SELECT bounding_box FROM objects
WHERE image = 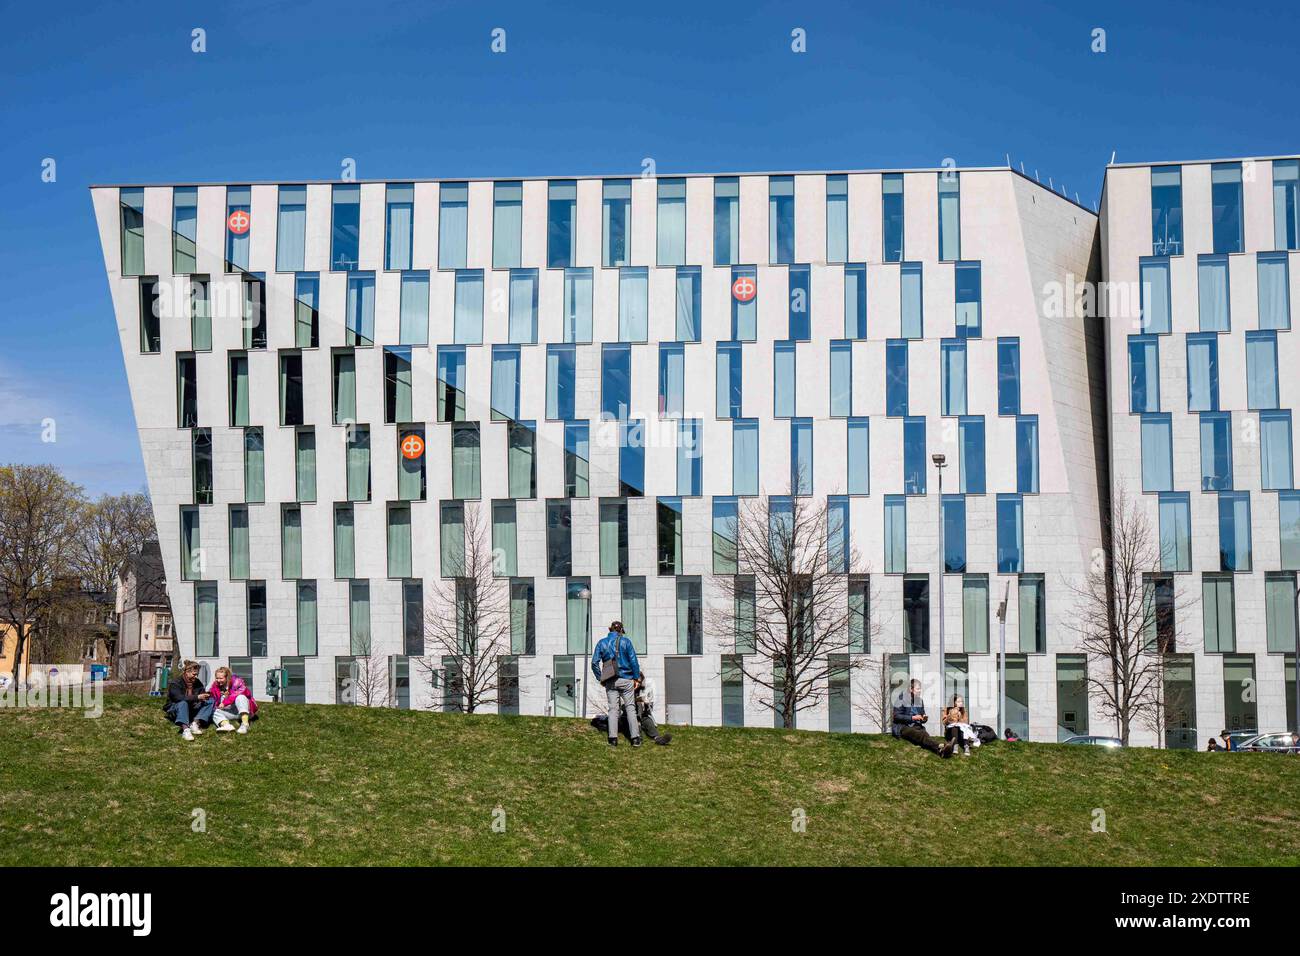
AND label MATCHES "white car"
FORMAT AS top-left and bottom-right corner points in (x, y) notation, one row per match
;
(1063, 735), (1124, 748)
